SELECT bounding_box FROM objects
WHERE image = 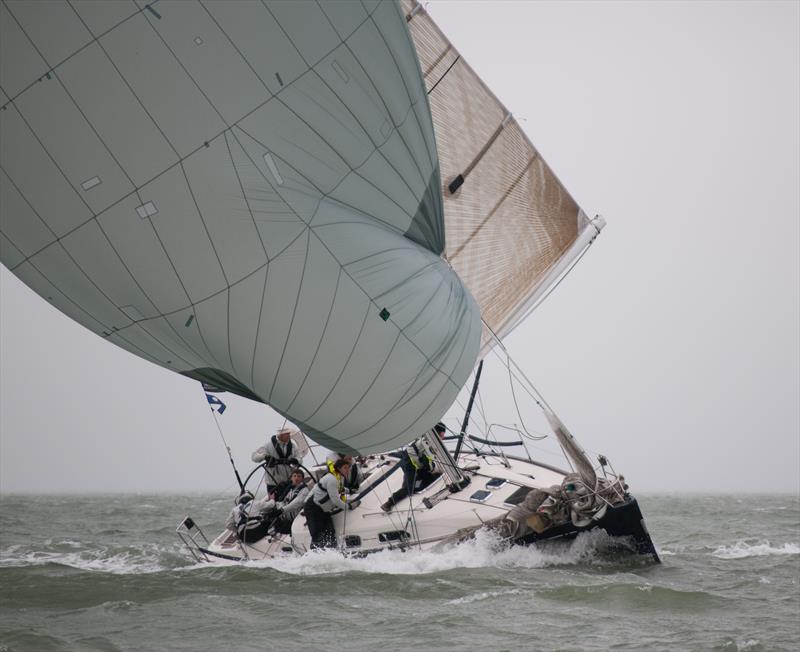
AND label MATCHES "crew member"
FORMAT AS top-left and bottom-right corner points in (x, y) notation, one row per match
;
(271, 468), (310, 534)
(381, 422), (446, 512)
(225, 491), (275, 543)
(325, 452), (363, 491)
(251, 427), (299, 492)
(304, 458), (361, 549)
